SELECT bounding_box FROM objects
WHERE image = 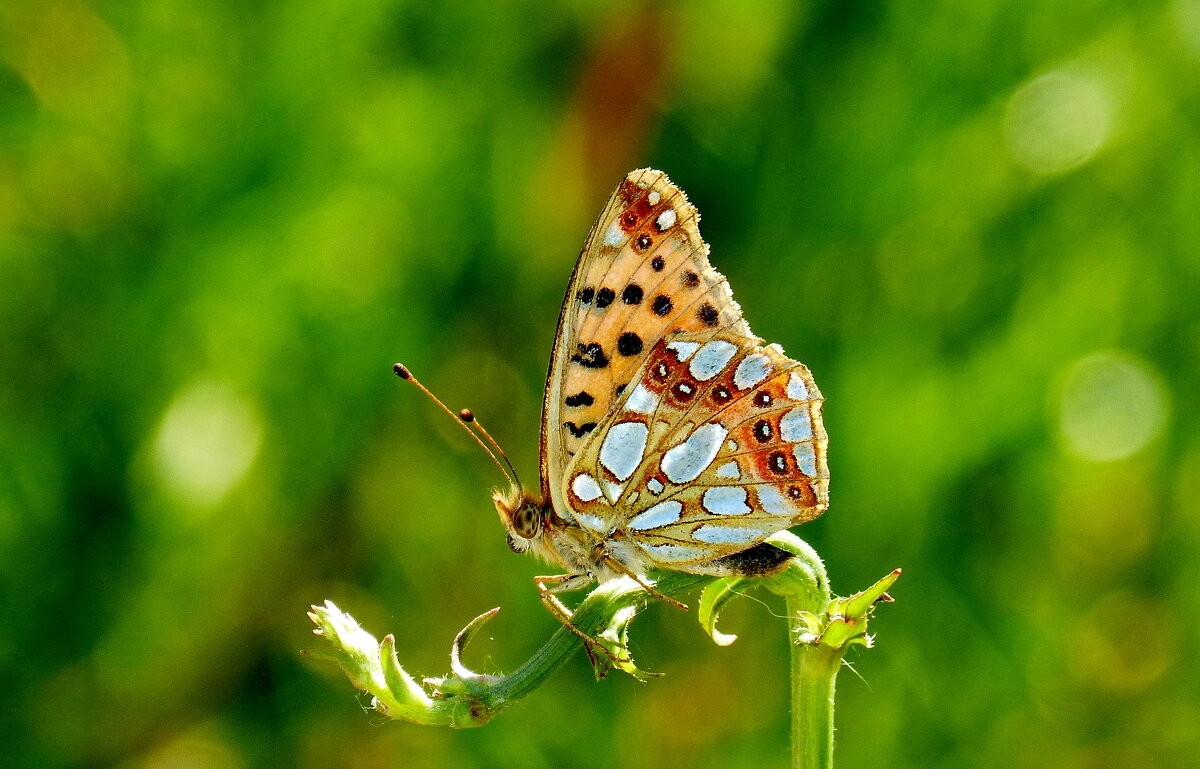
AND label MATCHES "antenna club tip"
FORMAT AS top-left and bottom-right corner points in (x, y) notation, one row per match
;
(392, 363), (411, 380)
(459, 409), (475, 423)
